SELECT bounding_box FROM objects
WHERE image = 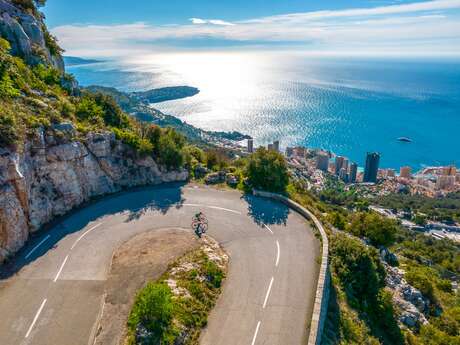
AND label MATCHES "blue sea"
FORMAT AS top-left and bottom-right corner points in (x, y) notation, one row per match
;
(67, 52), (460, 170)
